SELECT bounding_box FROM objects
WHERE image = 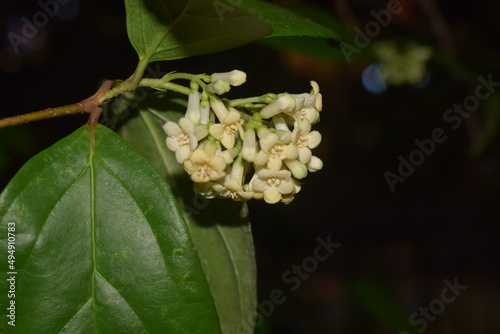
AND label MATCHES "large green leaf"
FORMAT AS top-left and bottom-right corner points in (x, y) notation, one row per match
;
(237, 0), (339, 40)
(117, 93), (257, 334)
(0, 125), (221, 333)
(124, 0), (341, 63)
(124, 0), (272, 62)
(257, 4), (355, 60)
